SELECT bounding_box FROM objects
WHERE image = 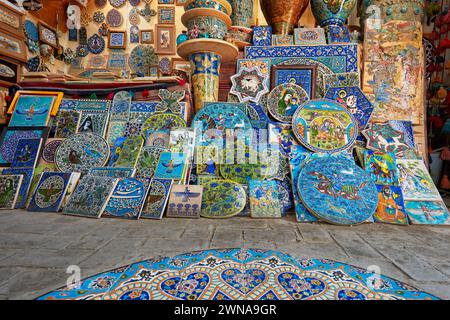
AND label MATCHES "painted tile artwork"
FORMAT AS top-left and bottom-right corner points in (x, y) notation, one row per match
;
(0, 128), (47, 166)
(267, 83), (309, 123)
(326, 25), (351, 43)
(268, 123), (298, 158)
(294, 28), (326, 45)
(405, 201), (450, 225)
(154, 152), (187, 181)
(63, 176), (118, 218)
(9, 95), (53, 127)
(363, 123), (413, 158)
(396, 160), (442, 201)
(271, 65), (316, 97)
(55, 110), (80, 138)
(196, 146), (220, 176)
(38, 249), (440, 300)
(135, 146), (168, 178)
(77, 112), (109, 137)
(88, 167), (135, 178)
(101, 178), (151, 219)
(112, 135), (144, 168)
(249, 180), (282, 219)
(375, 185), (408, 225)
(252, 26), (272, 46)
(28, 172), (73, 212)
(140, 178), (173, 220)
(166, 185), (203, 218)
(323, 72), (360, 92)
(297, 157), (378, 225)
(39, 138), (63, 166)
(146, 131), (170, 149)
(292, 99), (358, 153)
(169, 128), (197, 159)
(2, 167), (33, 209)
(55, 133), (110, 174)
(0, 175), (23, 210)
(364, 151), (399, 186)
(11, 138), (42, 168)
(324, 86), (374, 130)
(201, 180), (247, 218)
